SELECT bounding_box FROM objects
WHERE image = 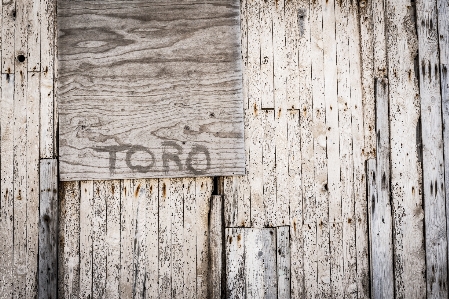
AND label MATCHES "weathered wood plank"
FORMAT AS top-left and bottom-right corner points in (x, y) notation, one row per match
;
(27, 0), (40, 72)
(196, 177), (212, 298)
(437, 2), (449, 293)
(288, 109), (304, 298)
(57, 0), (244, 180)
(105, 180), (121, 298)
(1, 0), (15, 73)
(209, 195), (223, 299)
(79, 181), (93, 299)
(145, 179), (159, 299)
(245, 228), (277, 299)
(225, 228), (245, 298)
(58, 181), (81, 298)
(38, 159), (58, 299)
(416, 0), (448, 297)
(385, 0), (426, 297)
(260, 0), (274, 109)
(158, 178), (171, 298)
(171, 178), (185, 298)
(92, 181), (107, 298)
(371, 79), (395, 299)
(182, 178), (197, 298)
(120, 179), (138, 298)
(348, 2), (370, 297)
(277, 226), (291, 299)
(0, 74), (15, 299)
(40, 0), (55, 158)
(133, 178), (148, 298)
(262, 109), (275, 226)
(26, 70), (40, 299)
(303, 222), (317, 298)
